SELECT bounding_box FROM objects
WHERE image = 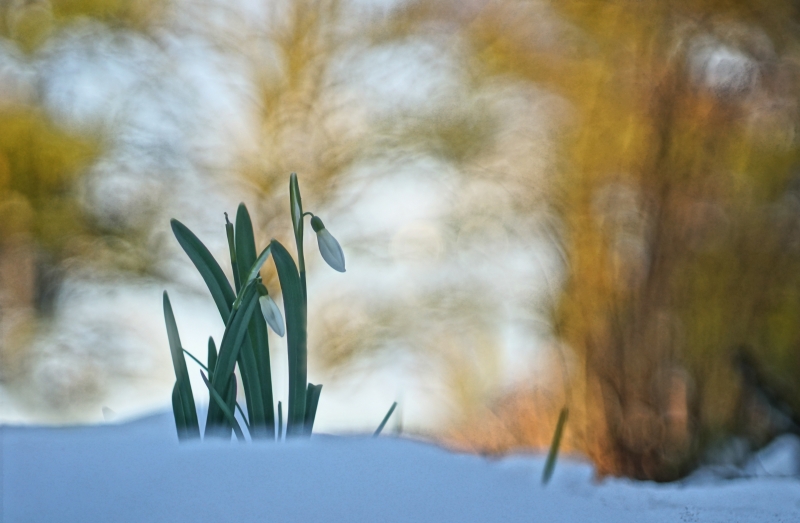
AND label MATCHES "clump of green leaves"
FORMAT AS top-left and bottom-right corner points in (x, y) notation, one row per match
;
(163, 173), (346, 441)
